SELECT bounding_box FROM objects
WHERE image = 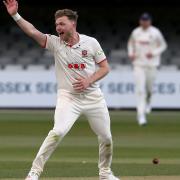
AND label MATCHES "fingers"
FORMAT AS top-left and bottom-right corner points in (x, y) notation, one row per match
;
(73, 83), (82, 87)
(74, 87), (84, 91)
(75, 86), (83, 89)
(73, 83), (83, 89)
(3, 0), (16, 6)
(73, 82), (82, 87)
(72, 77), (87, 92)
(8, 0), (14, 3)
(72, 80), (81, 85)
(75, 77), (83, 81)
(3, 1), (8, 6)
(74, 85), (84, 92)
(6, 0), (10, 4)
(3, 0), (13, 6)
(3, 0), (9, 7)
(72, 78), (83, 86)
(72, 81), (84, 92)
